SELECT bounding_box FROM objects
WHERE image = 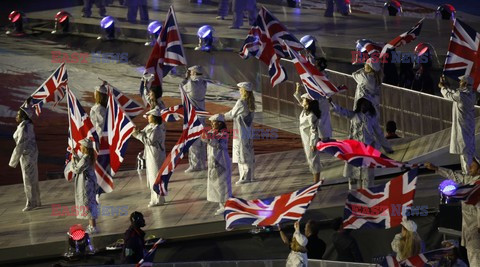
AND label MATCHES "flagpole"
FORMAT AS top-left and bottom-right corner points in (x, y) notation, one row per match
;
(66, 86), (76, 160)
